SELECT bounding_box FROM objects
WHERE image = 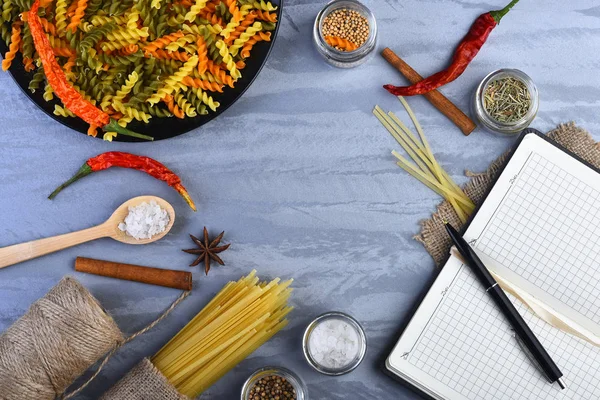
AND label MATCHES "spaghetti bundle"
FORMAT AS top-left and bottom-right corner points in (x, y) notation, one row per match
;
(152, 270), (293, 397)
